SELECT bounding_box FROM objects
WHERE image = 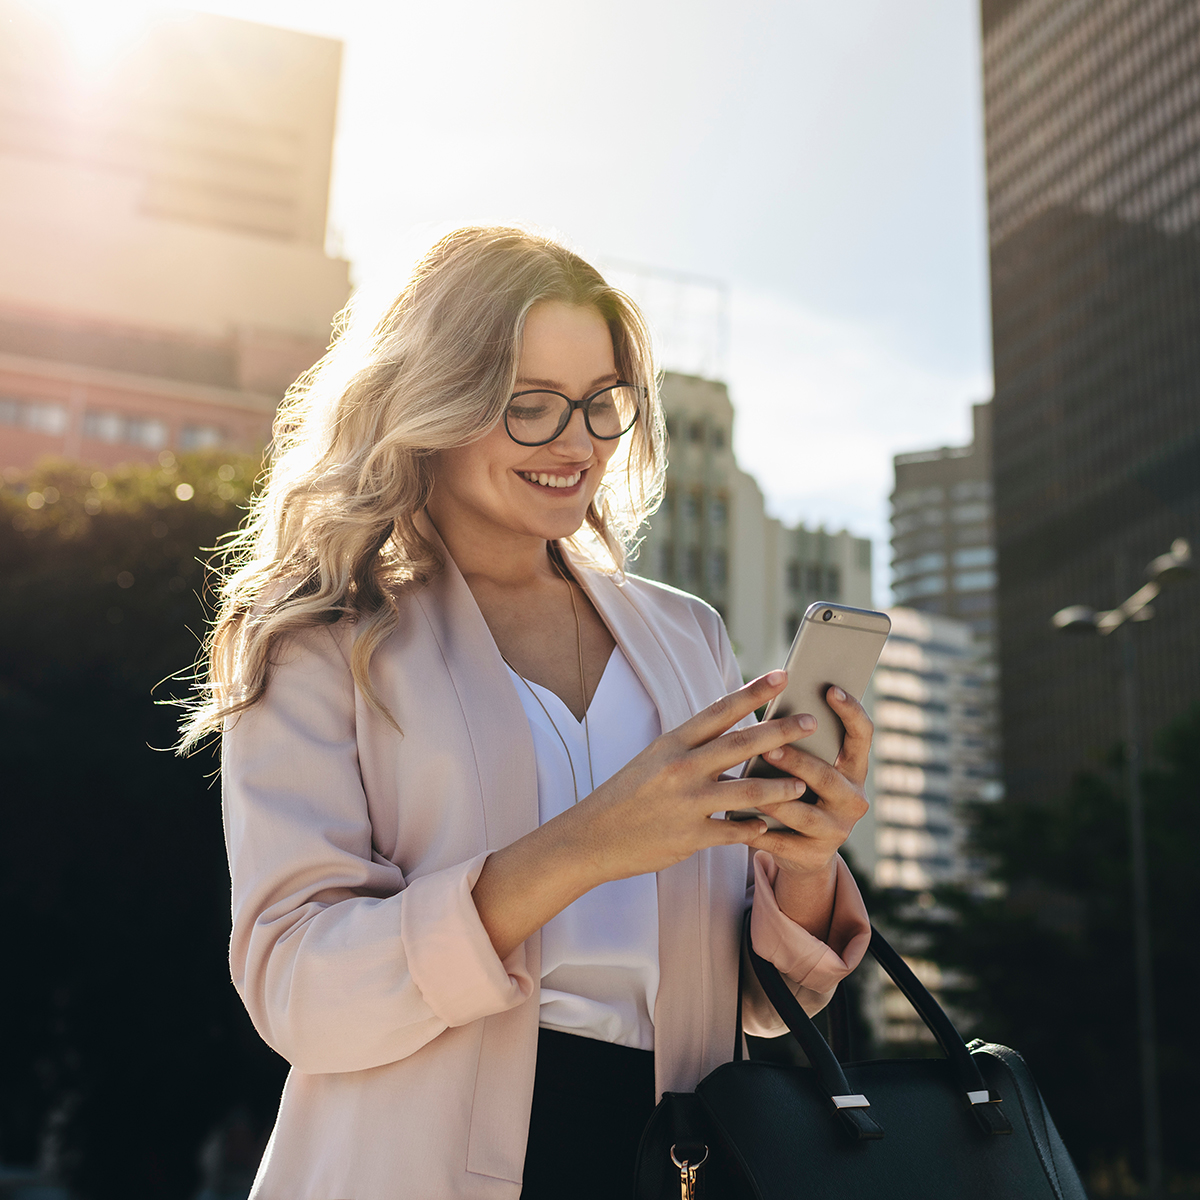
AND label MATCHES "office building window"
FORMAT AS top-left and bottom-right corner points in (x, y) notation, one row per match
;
(951, 502), (989, 524)
(952, 546), (995, 568)
(0, 396), (68, 435)
(180, 424), (225, 450)
(893, 575), (947, 602)
(894, 486), (944, 512)
(83, 410), (168, 448)
(954, 569), (997, 592)
(709, 549), (728, 587)
(951, 481), (991, 501)
(894, 552), (946, 580)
